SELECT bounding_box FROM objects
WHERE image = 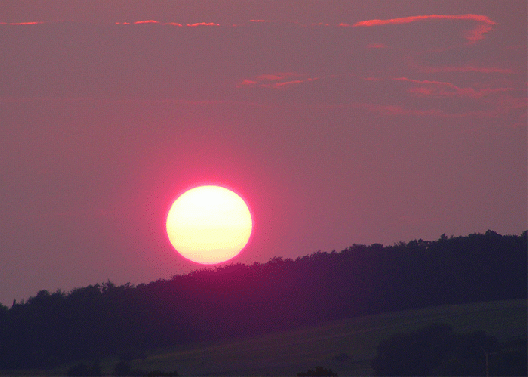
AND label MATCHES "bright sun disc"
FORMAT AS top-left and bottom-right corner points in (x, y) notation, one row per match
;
(166, 185), (252, 264)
